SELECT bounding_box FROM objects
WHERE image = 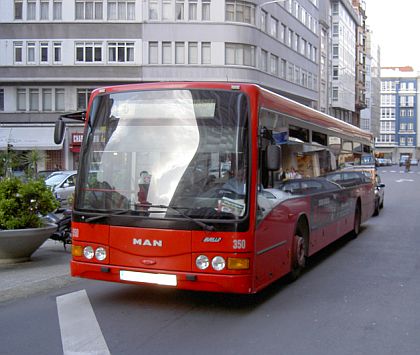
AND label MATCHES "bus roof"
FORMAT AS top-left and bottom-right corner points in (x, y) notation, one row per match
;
(91, 81), (373, 145)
